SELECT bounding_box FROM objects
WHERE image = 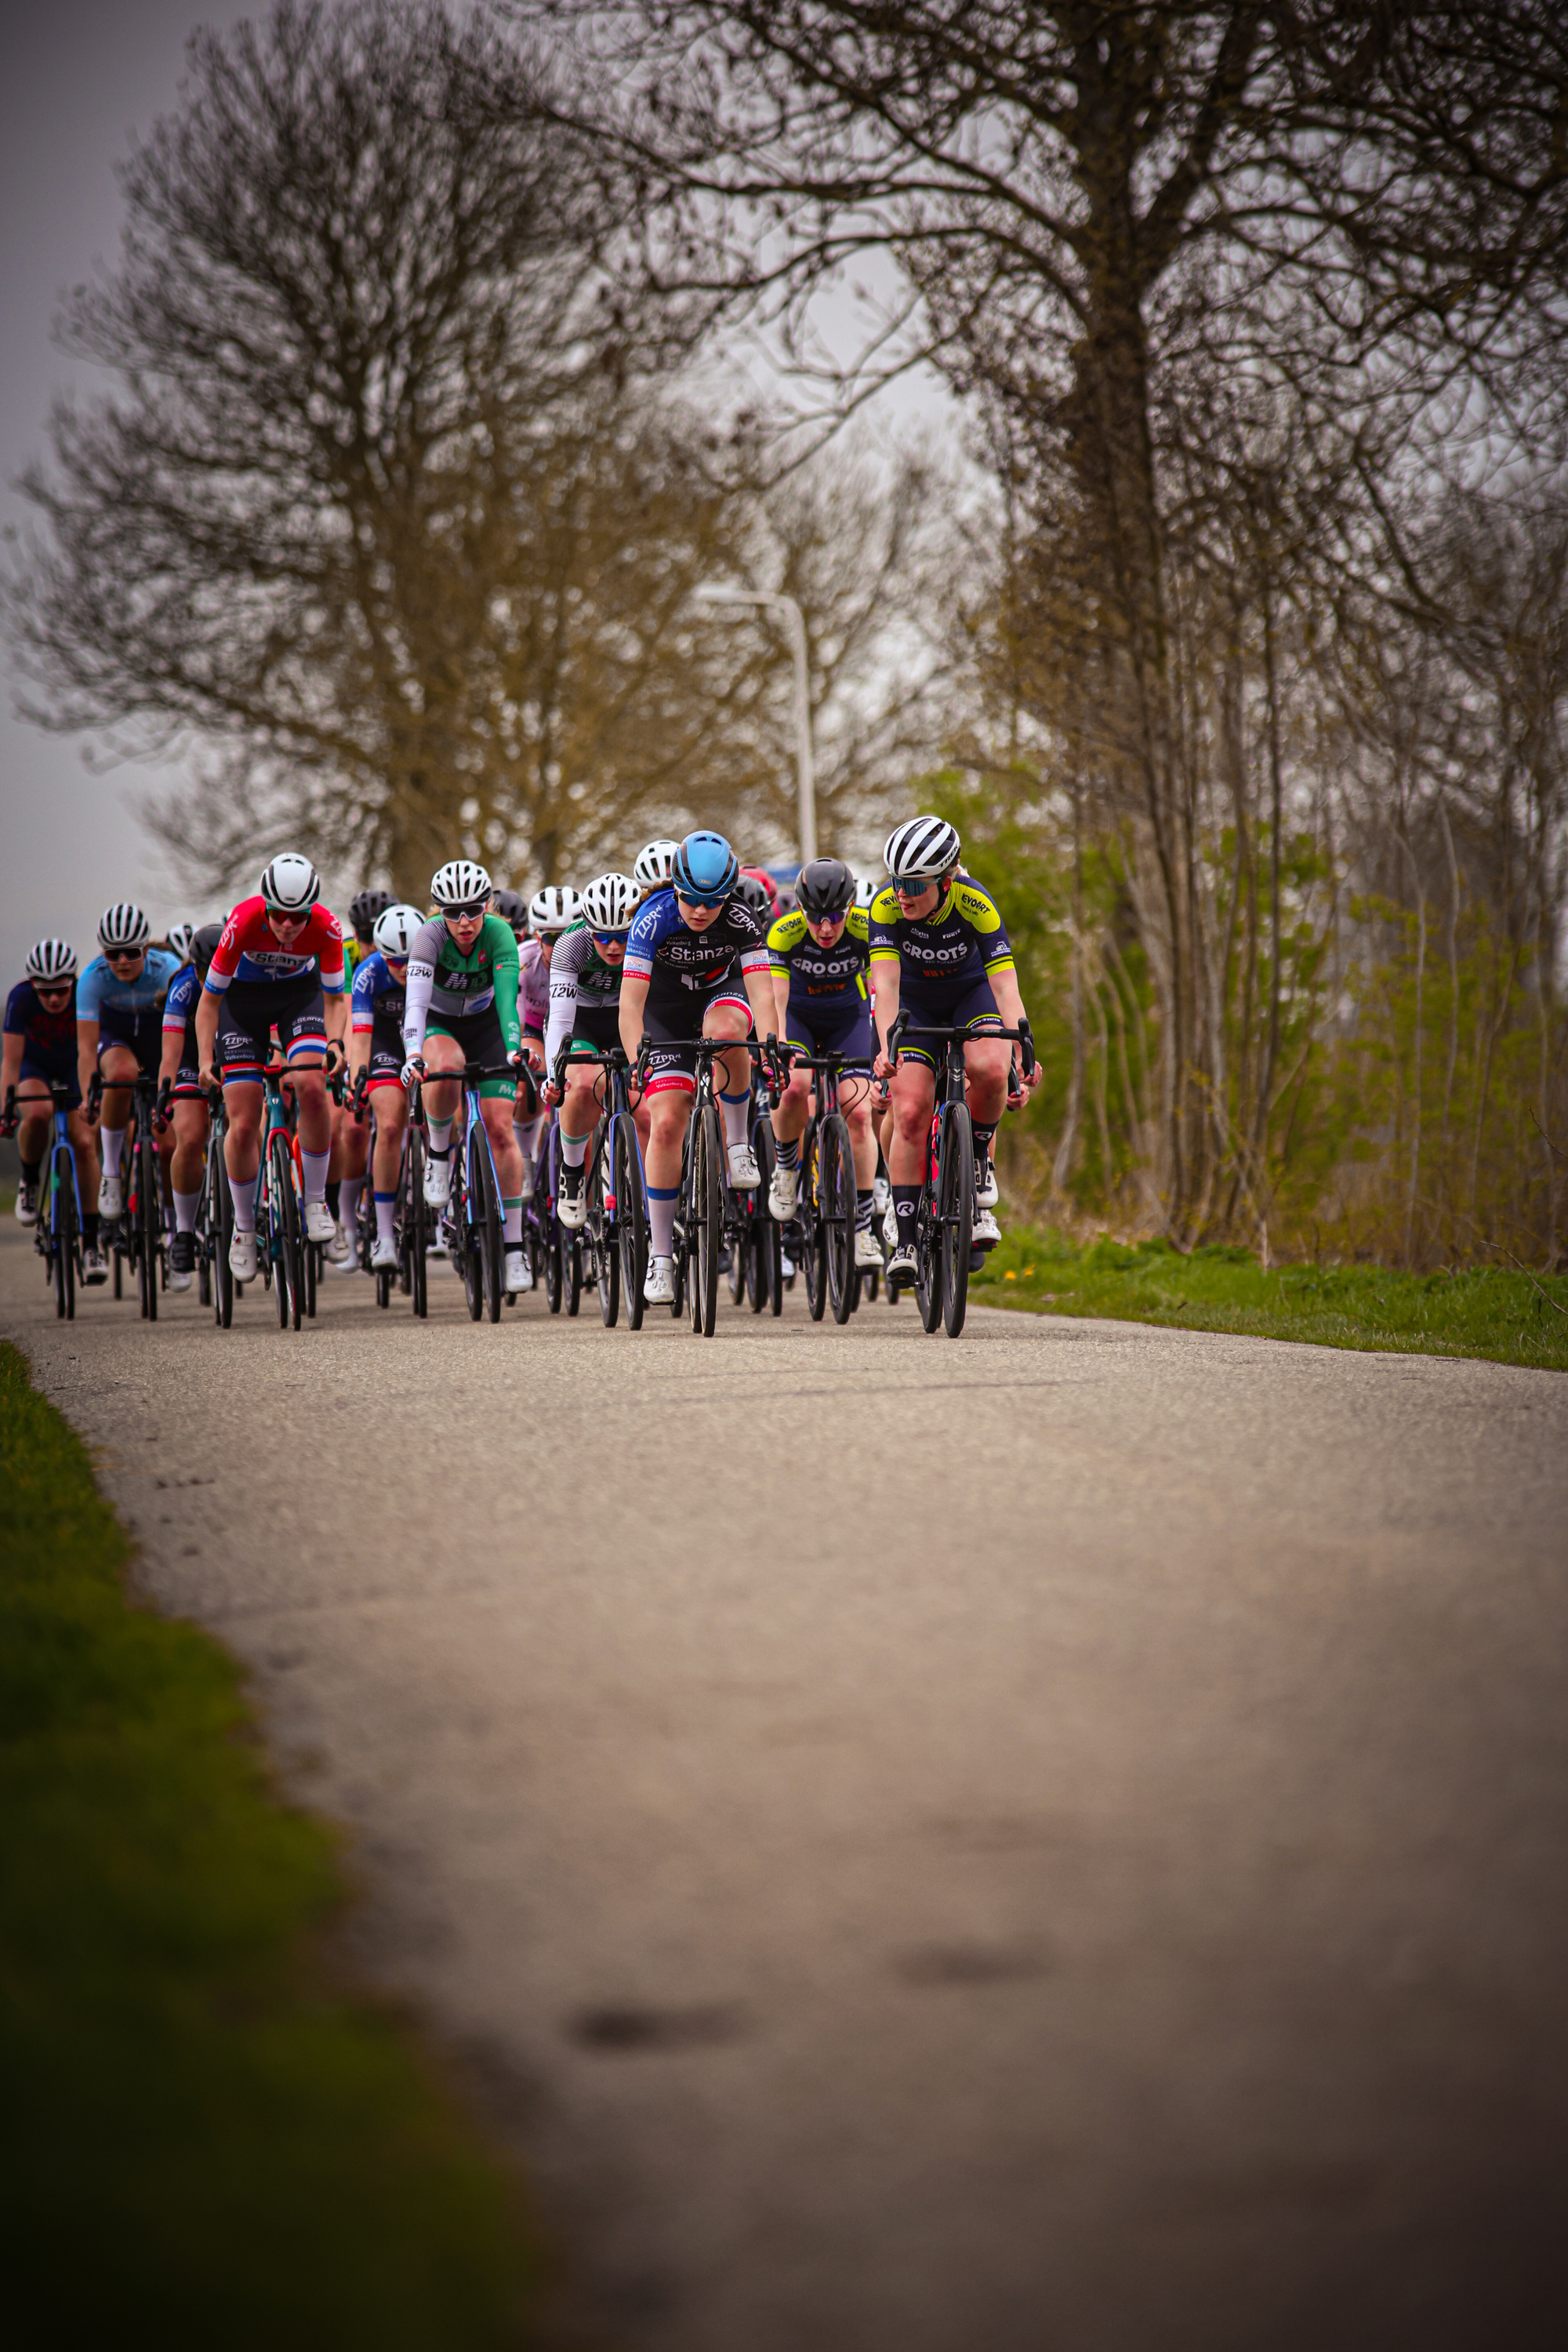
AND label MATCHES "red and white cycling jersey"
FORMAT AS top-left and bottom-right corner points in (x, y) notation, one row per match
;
(205, 896), (346, 994)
